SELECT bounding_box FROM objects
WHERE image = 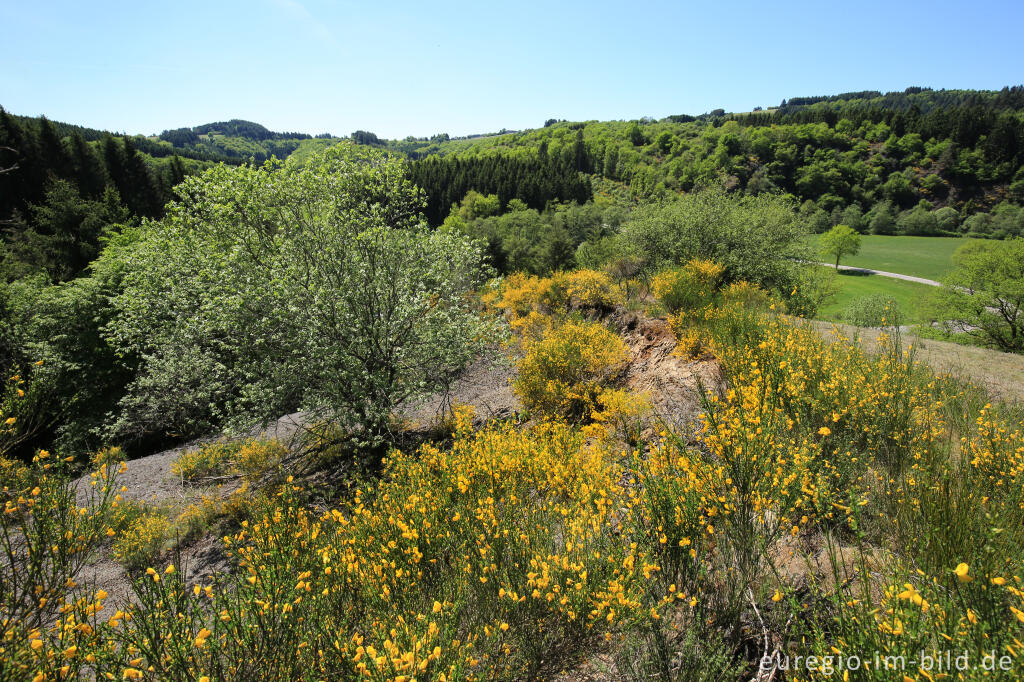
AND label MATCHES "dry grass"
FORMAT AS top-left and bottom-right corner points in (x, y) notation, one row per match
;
(806, 319), (1024, 403)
